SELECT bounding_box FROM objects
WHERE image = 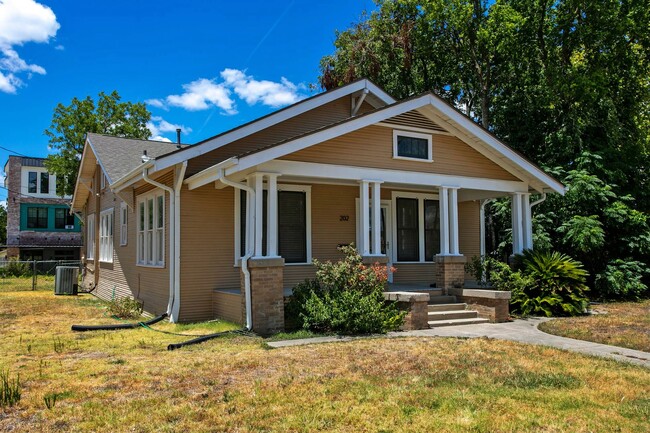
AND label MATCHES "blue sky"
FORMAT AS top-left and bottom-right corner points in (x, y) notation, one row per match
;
(0, 0), (378, 201)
